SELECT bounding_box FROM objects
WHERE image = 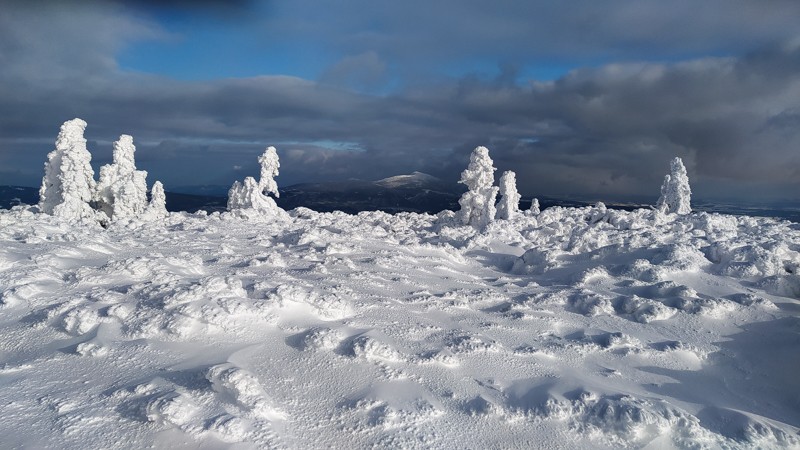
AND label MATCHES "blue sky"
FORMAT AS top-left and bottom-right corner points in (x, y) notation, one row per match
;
(2, 0), (800, 202)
